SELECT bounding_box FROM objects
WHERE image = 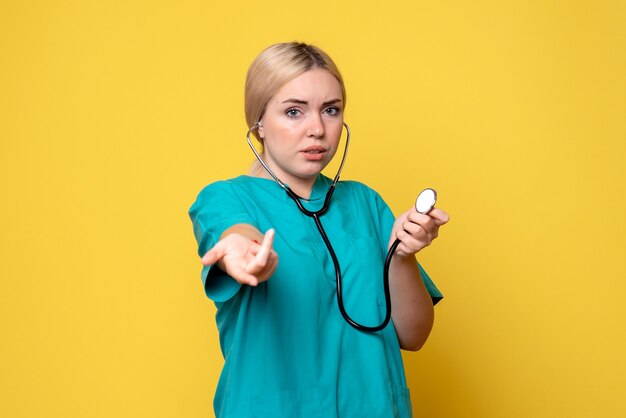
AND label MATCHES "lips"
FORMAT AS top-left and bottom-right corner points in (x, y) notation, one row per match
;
(301, 145), (327, 161)
(301, 146), (327, 154)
